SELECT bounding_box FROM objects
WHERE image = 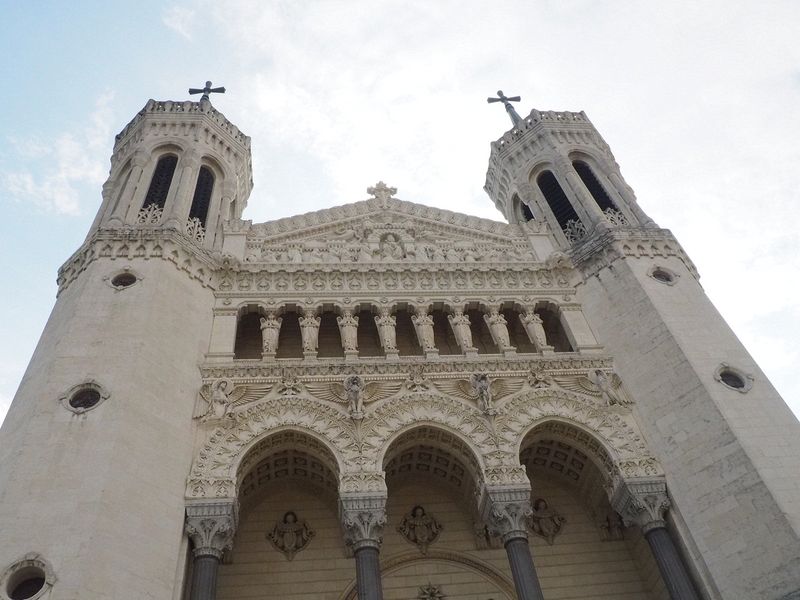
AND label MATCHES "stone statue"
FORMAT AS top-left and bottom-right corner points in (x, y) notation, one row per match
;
(267, 511), (315, 560)
(343, 374), (365, 417)
(520, 310), (549, 351)
(600, 511), (625, 541)
(588, 369), (630, 406)
(299, 311), (320, 353)
(528, 498), (565, 545)
(485, 309), (511, 349)
(411, 309), (436, 351)
(447, 310), (474, 351)
(337, 311), (359, 351)
(259, 313), (282, 355)
(380, 233), (405, 260)
(374, 310), (397, 352)
(397, 505), (443, 554)
(207, 380), (233, 422)
(287, 246), (304, 263)
(470, 372), (494, 414)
